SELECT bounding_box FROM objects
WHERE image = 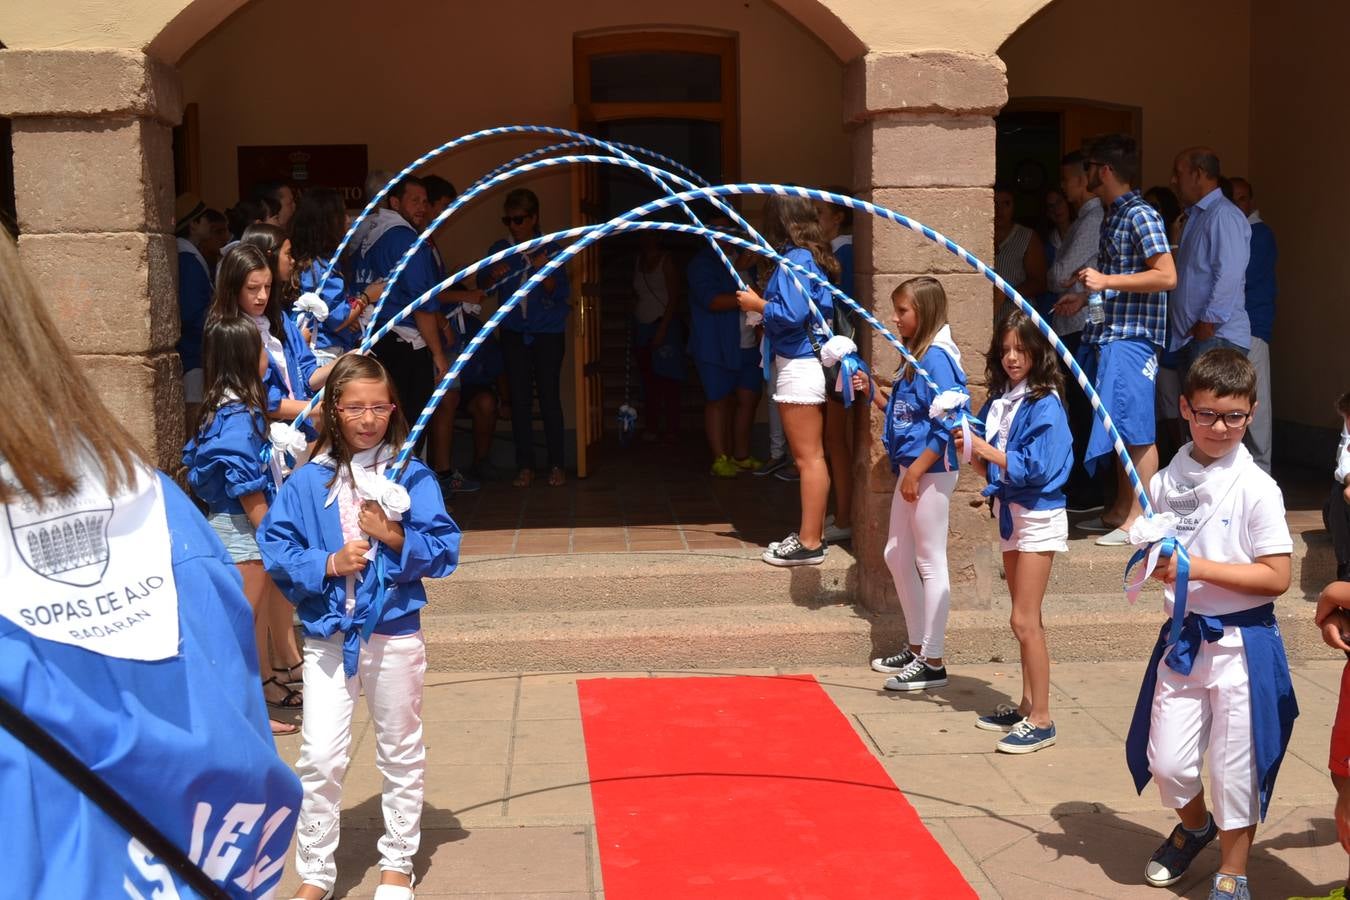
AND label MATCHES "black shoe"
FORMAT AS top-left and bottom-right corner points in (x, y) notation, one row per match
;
(870, 649), (917, 674)
(753, 455), (791, 477)
(762, 533), (827, 567)
(1065, 496), (1106, 514)
(883, 658), (948, 691)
